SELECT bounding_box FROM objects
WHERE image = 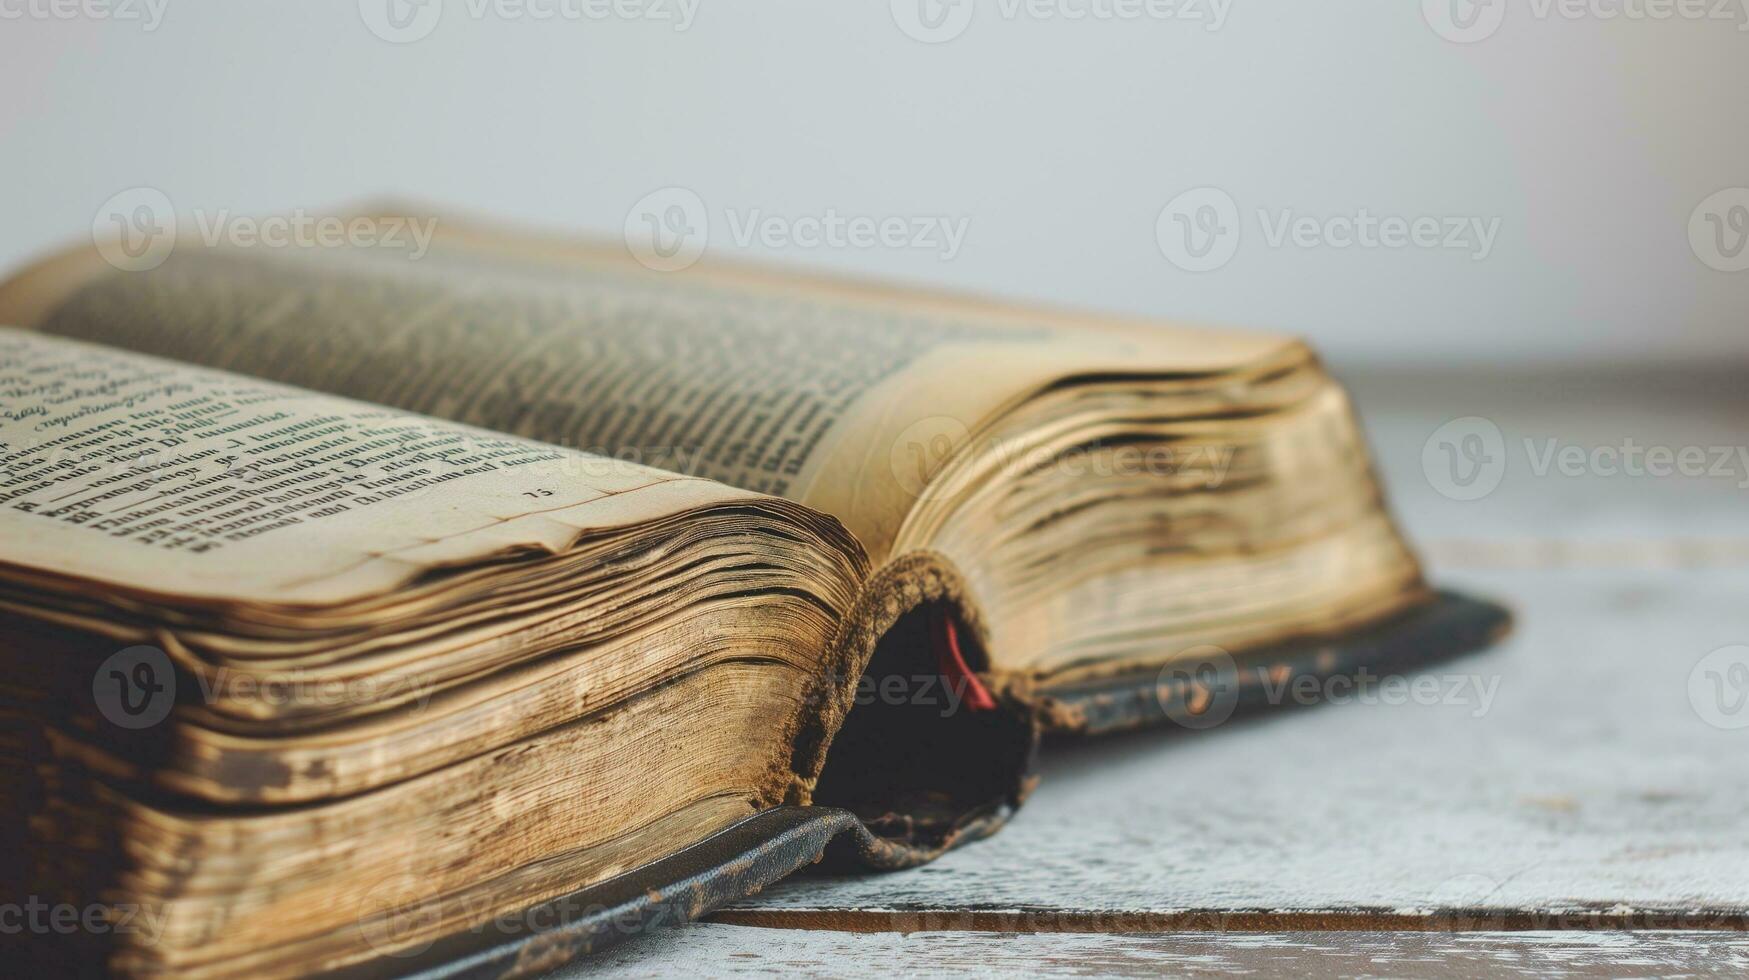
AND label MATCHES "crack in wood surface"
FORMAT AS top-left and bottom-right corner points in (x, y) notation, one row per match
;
(711, 906), (1749, 934)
